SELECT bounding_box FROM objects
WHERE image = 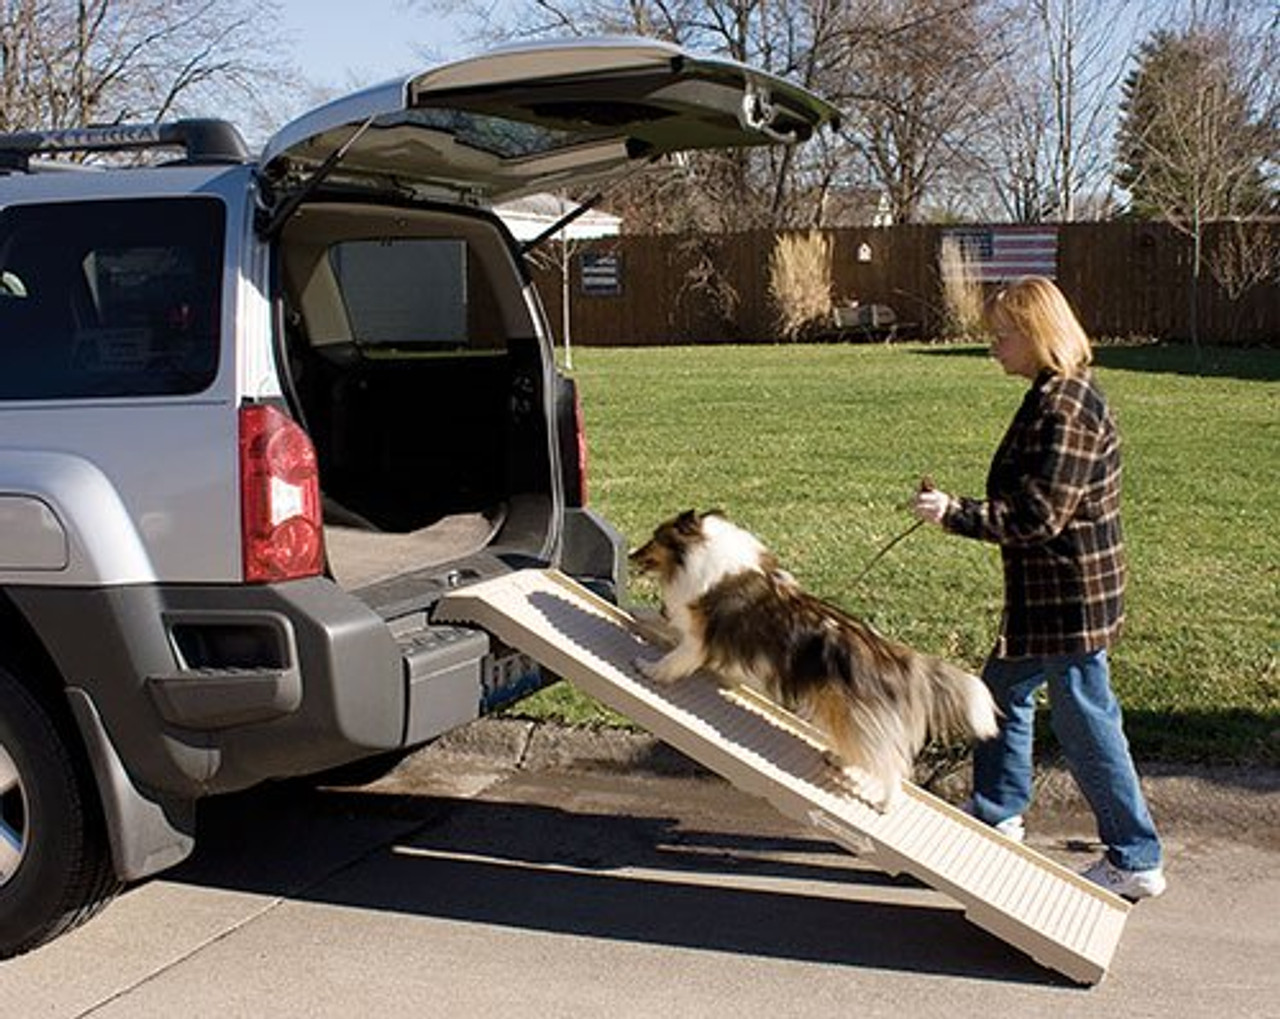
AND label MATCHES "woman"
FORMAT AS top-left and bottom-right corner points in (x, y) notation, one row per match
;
(912, 276), (1165, 900)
